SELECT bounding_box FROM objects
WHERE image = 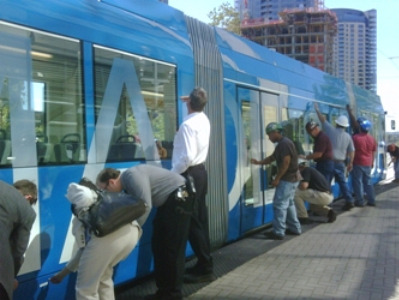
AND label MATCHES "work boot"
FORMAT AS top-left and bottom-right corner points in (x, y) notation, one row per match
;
(298, 217), (313, 225)
(327, 209), (337, 223)
(342, 202), (354, 211)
